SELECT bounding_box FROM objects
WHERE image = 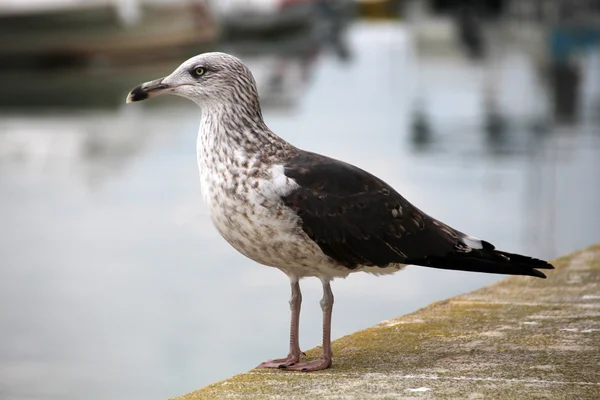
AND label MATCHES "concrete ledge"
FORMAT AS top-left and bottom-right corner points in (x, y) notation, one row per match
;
(175, 244), (600, 399)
